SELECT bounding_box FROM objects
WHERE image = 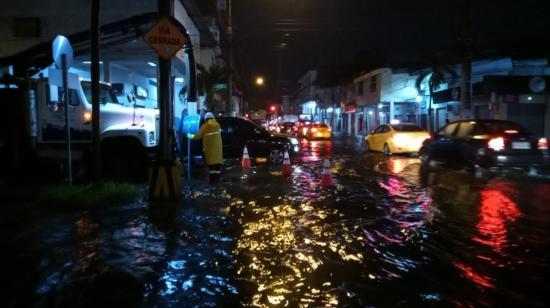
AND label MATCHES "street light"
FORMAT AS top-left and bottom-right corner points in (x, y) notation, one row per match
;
(256, 76), (265, 86)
